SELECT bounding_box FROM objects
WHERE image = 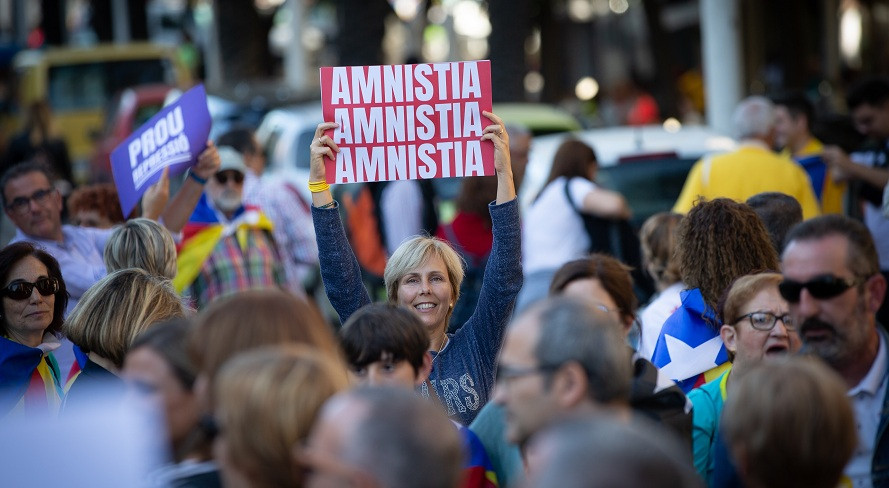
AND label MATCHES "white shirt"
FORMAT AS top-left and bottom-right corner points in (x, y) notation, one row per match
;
(851, 149), (889, 270)
(380, 180), (424, 255)
(522, 176), (596, 273)
(638, 281), (685, 360)
(846, 328), (889, 488)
